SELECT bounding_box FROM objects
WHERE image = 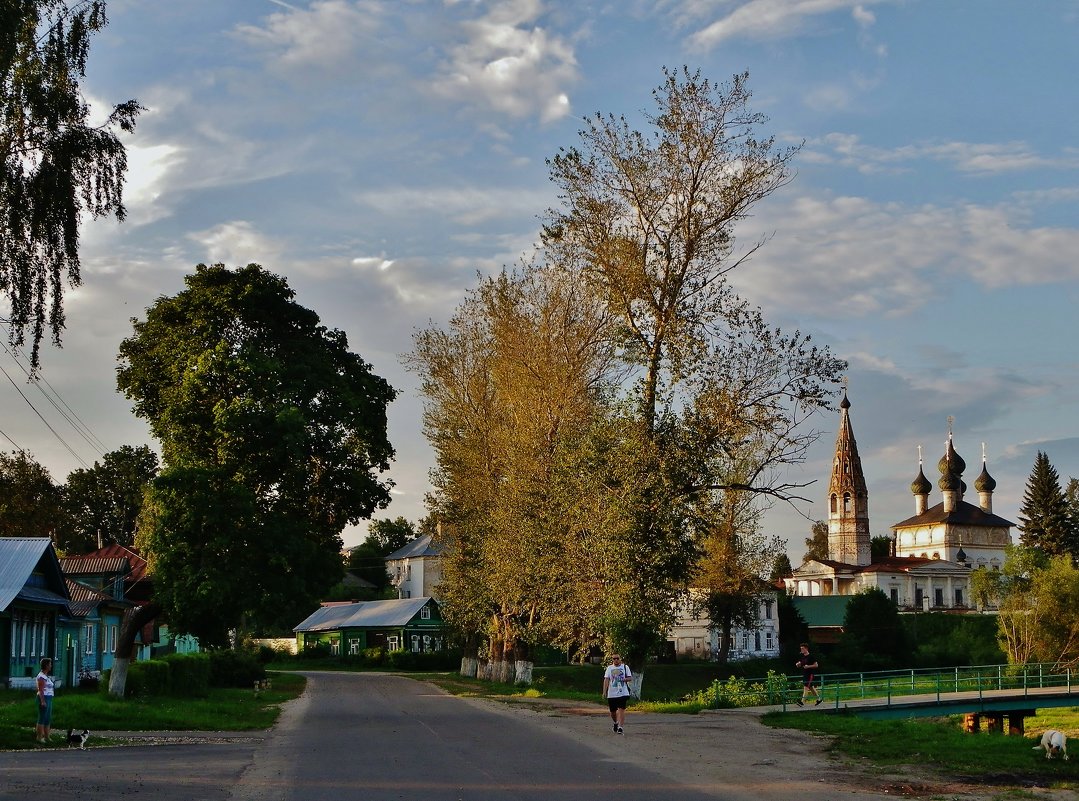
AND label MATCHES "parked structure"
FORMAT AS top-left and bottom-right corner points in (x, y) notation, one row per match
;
(667, 589), (781, 661)
(294, 597), (445, 655)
